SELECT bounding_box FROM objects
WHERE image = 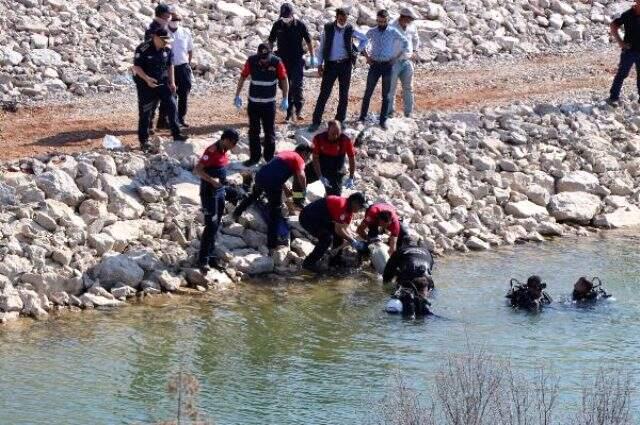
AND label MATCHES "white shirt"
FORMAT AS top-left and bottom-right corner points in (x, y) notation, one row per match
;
(391, 19), (420, 60)
(169, 26), (193, 66)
